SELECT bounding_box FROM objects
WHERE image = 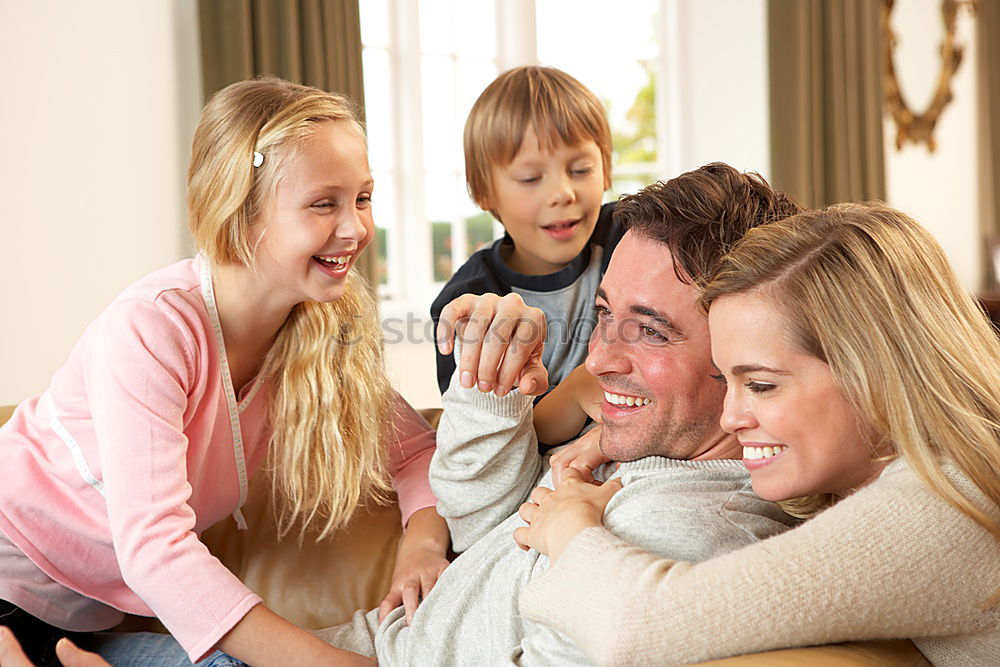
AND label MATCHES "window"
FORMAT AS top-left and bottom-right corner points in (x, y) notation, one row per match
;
(362, 0), (502, 309)
(362, 0), (684, 309)
(534, 0), (664, 198)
